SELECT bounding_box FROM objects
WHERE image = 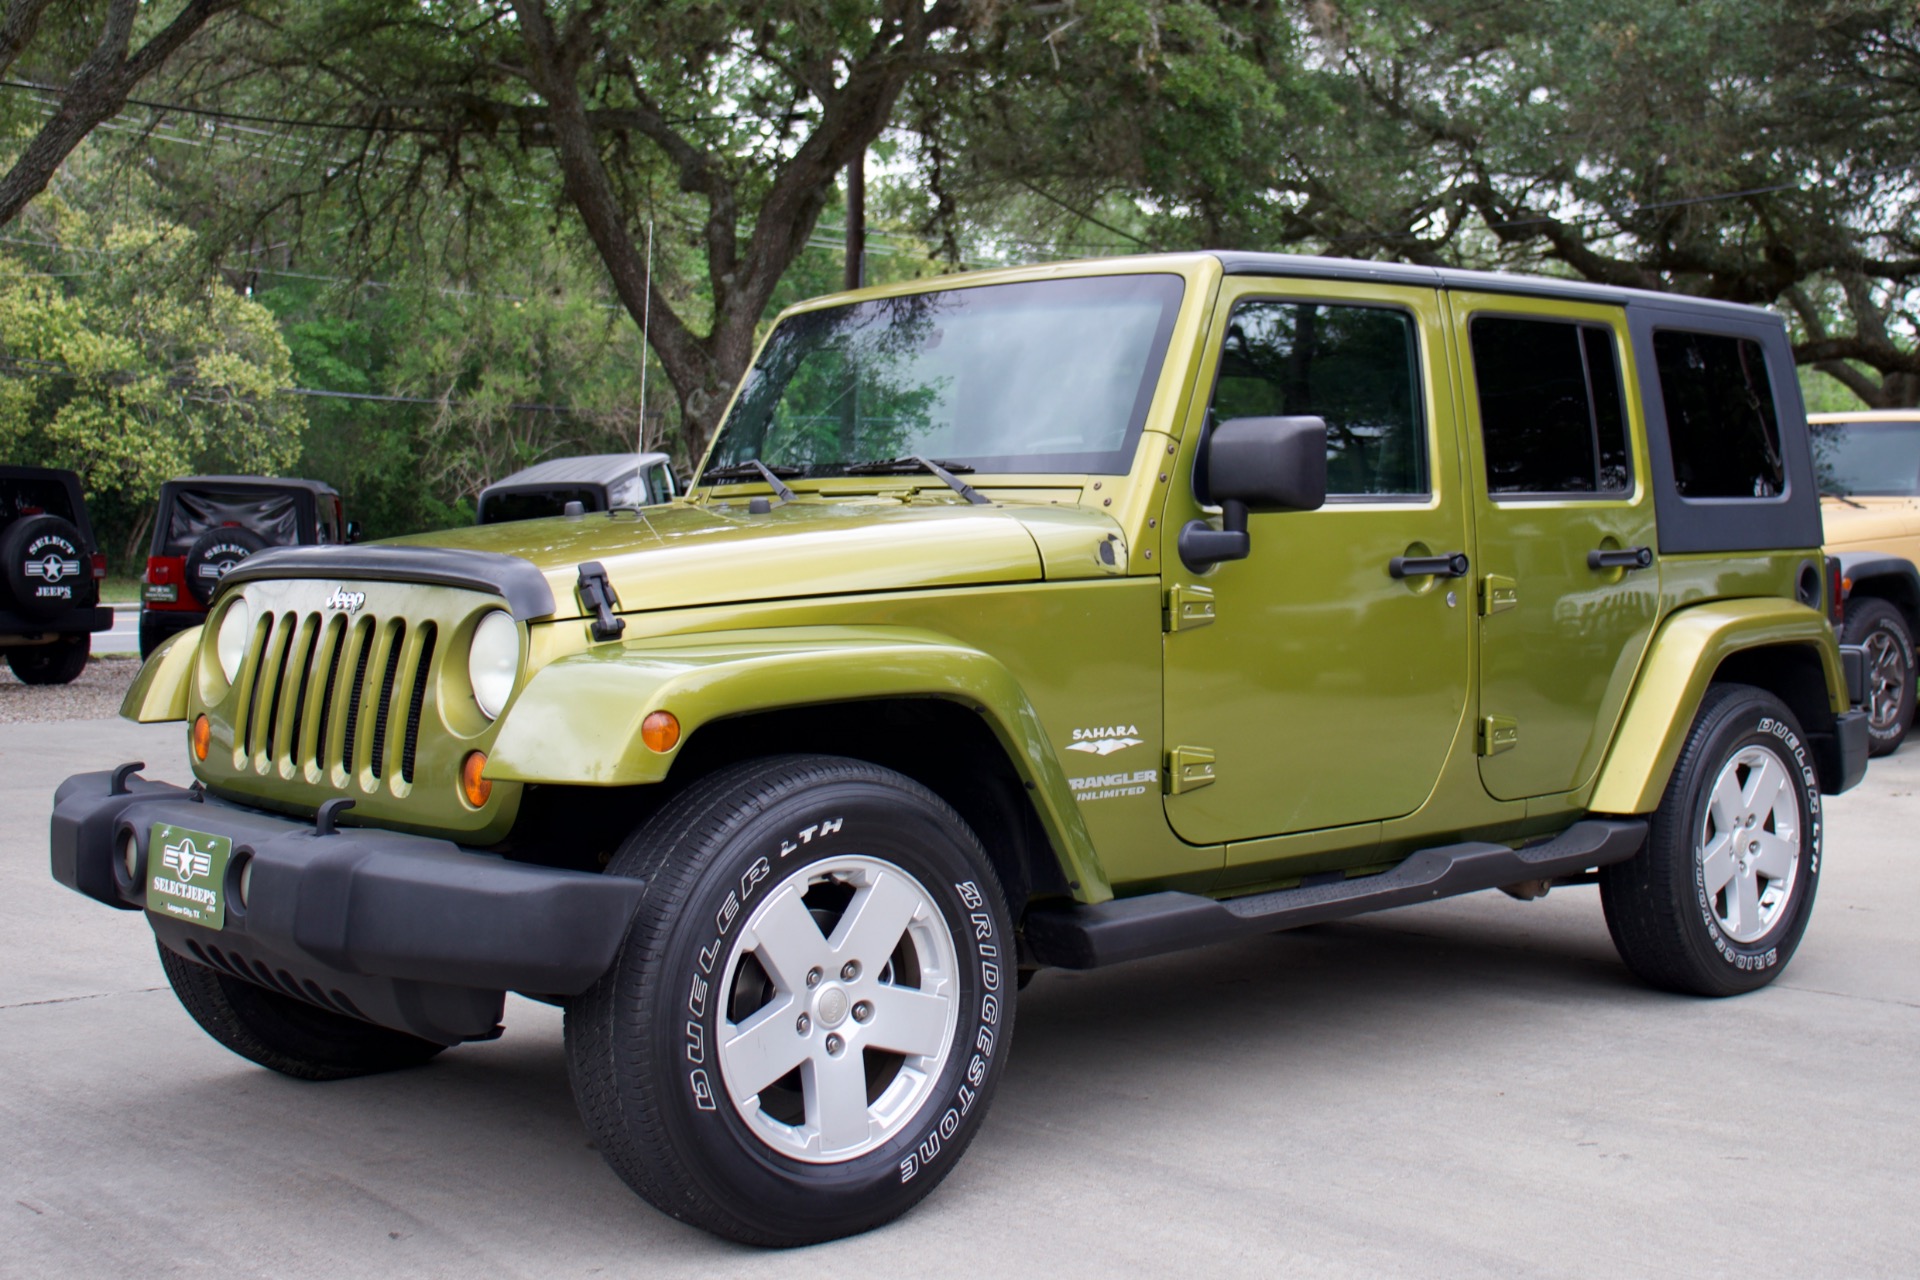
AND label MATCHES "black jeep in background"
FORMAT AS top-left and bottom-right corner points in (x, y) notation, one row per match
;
(141, 476), (348, 658)
(0, 465), (109, 684)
